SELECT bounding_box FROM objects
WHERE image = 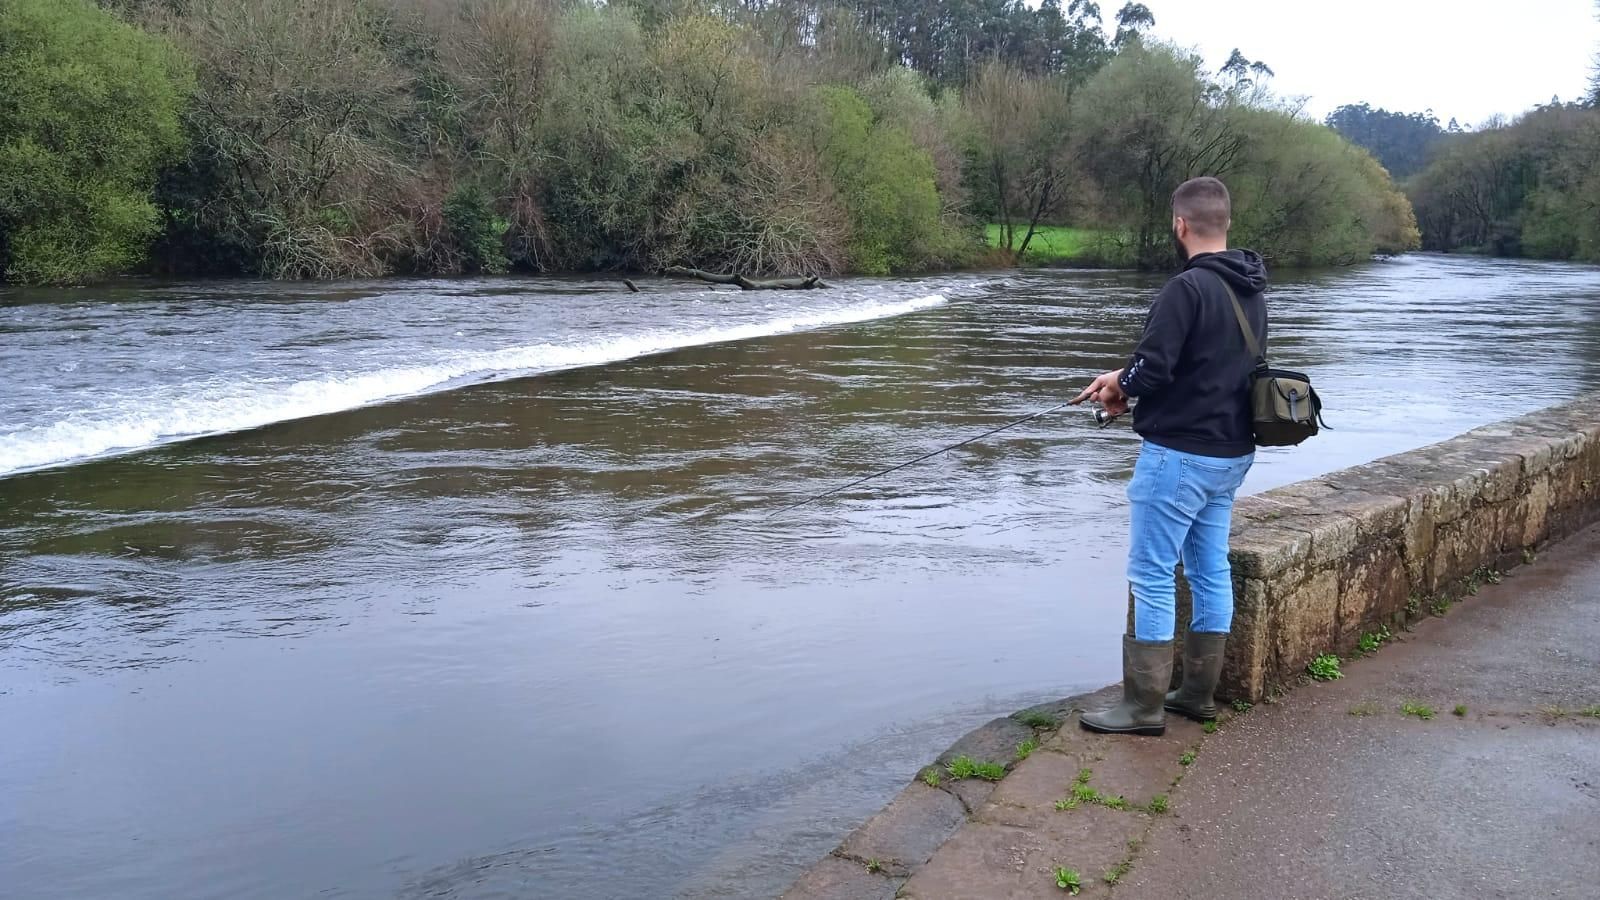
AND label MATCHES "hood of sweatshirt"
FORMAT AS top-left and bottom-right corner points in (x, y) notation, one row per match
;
(1186, 249), (1268, 295)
